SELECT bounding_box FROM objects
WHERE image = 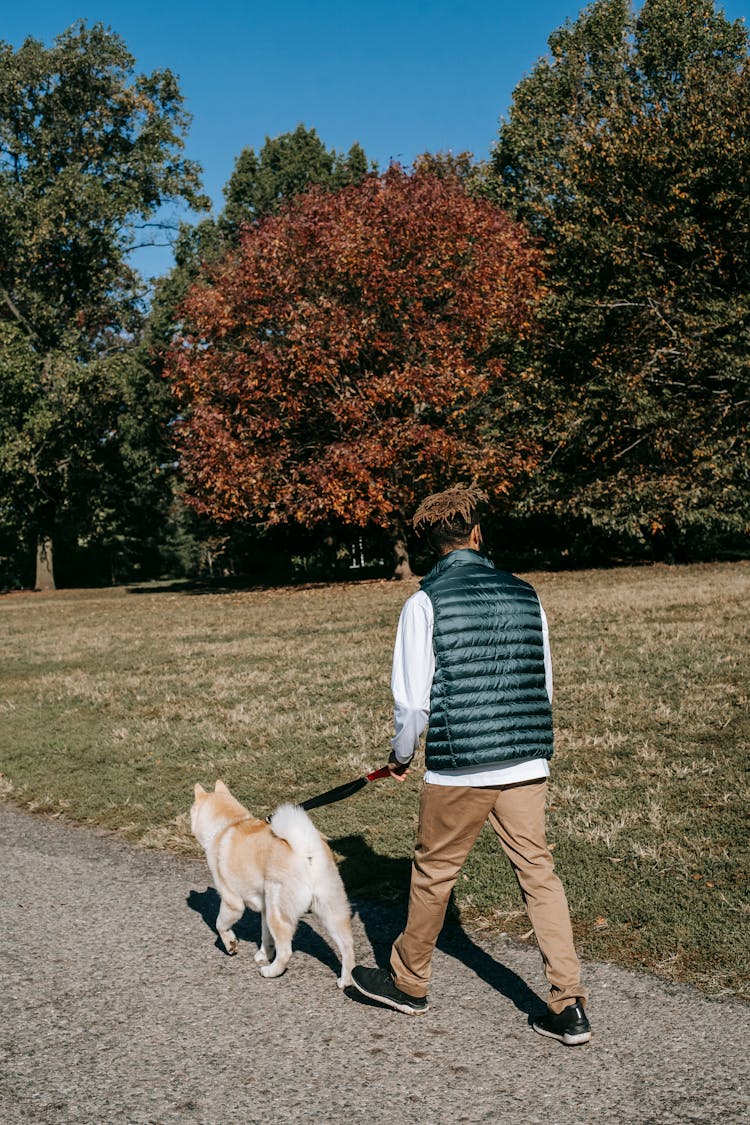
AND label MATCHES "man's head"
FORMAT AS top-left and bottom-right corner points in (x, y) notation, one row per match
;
(412, 485), (488, 556)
